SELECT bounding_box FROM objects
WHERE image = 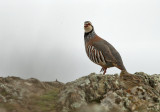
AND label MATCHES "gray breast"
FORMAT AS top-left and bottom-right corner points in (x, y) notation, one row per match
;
(84, 30), (96, 43)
